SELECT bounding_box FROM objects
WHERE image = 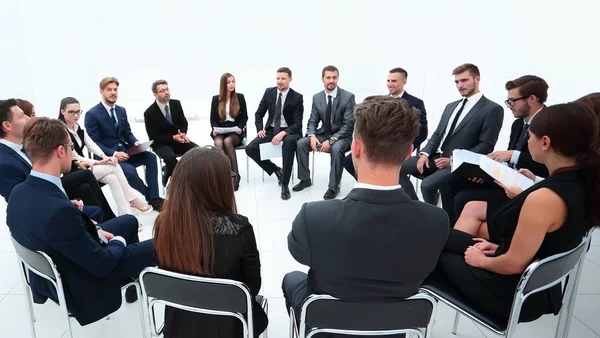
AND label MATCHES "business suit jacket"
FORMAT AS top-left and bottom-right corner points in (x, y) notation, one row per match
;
(144, 99), (189, 148)
(7, 176), (127, 325)
(255, 87), (304, 135)
(307, 87), (356, 140)
(421, 95), (503, 157)
(400, 92), (428, 149)
(0, 143), (31, 201)
(507, 118), (549, 177)
(210, 93), (248, 129)
(85, 102), (138, 155)
(288, 188), (449, 302)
